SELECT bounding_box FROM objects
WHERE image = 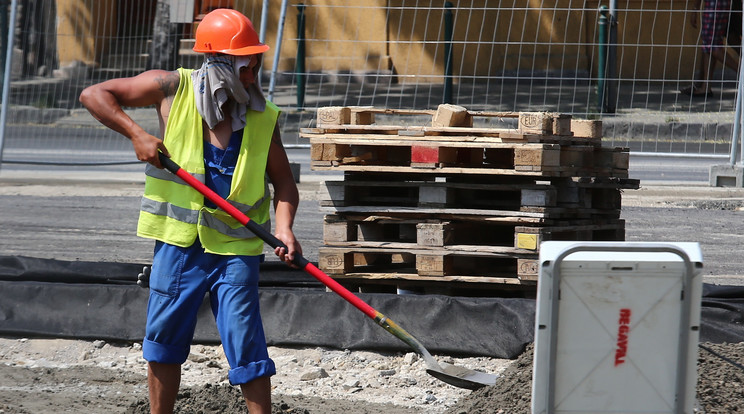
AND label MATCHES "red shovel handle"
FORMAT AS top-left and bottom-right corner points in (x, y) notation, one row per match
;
(157, 153), (378, 319)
